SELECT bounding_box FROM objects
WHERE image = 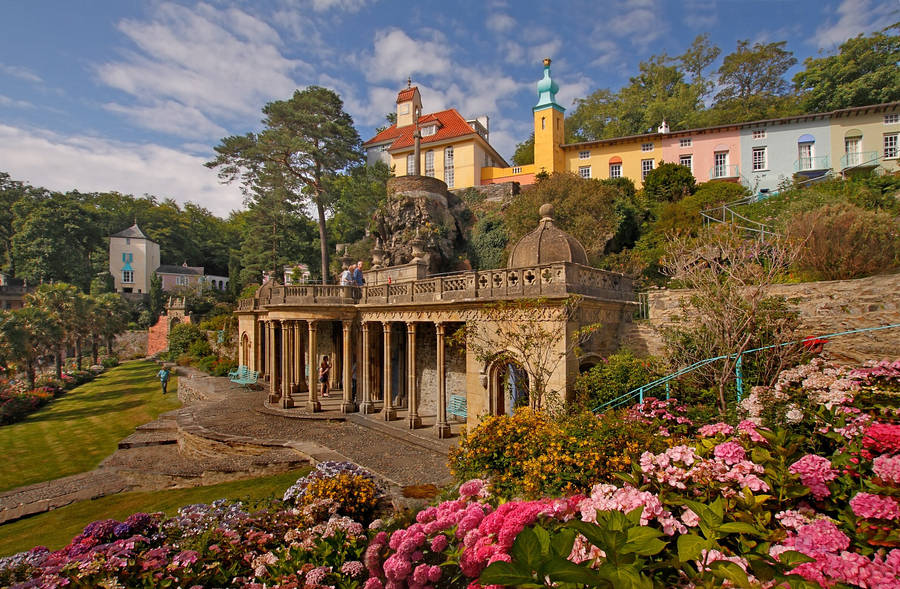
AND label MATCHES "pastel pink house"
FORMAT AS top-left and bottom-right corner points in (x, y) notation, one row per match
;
(660, 124), (743, 183)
